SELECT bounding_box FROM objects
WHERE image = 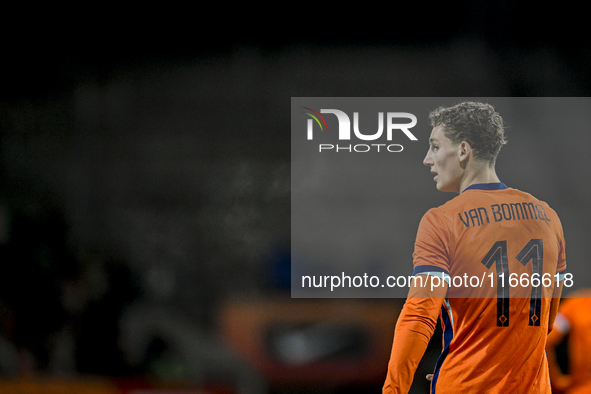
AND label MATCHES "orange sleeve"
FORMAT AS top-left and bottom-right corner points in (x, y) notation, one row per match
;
(383, 288), (445, 393)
